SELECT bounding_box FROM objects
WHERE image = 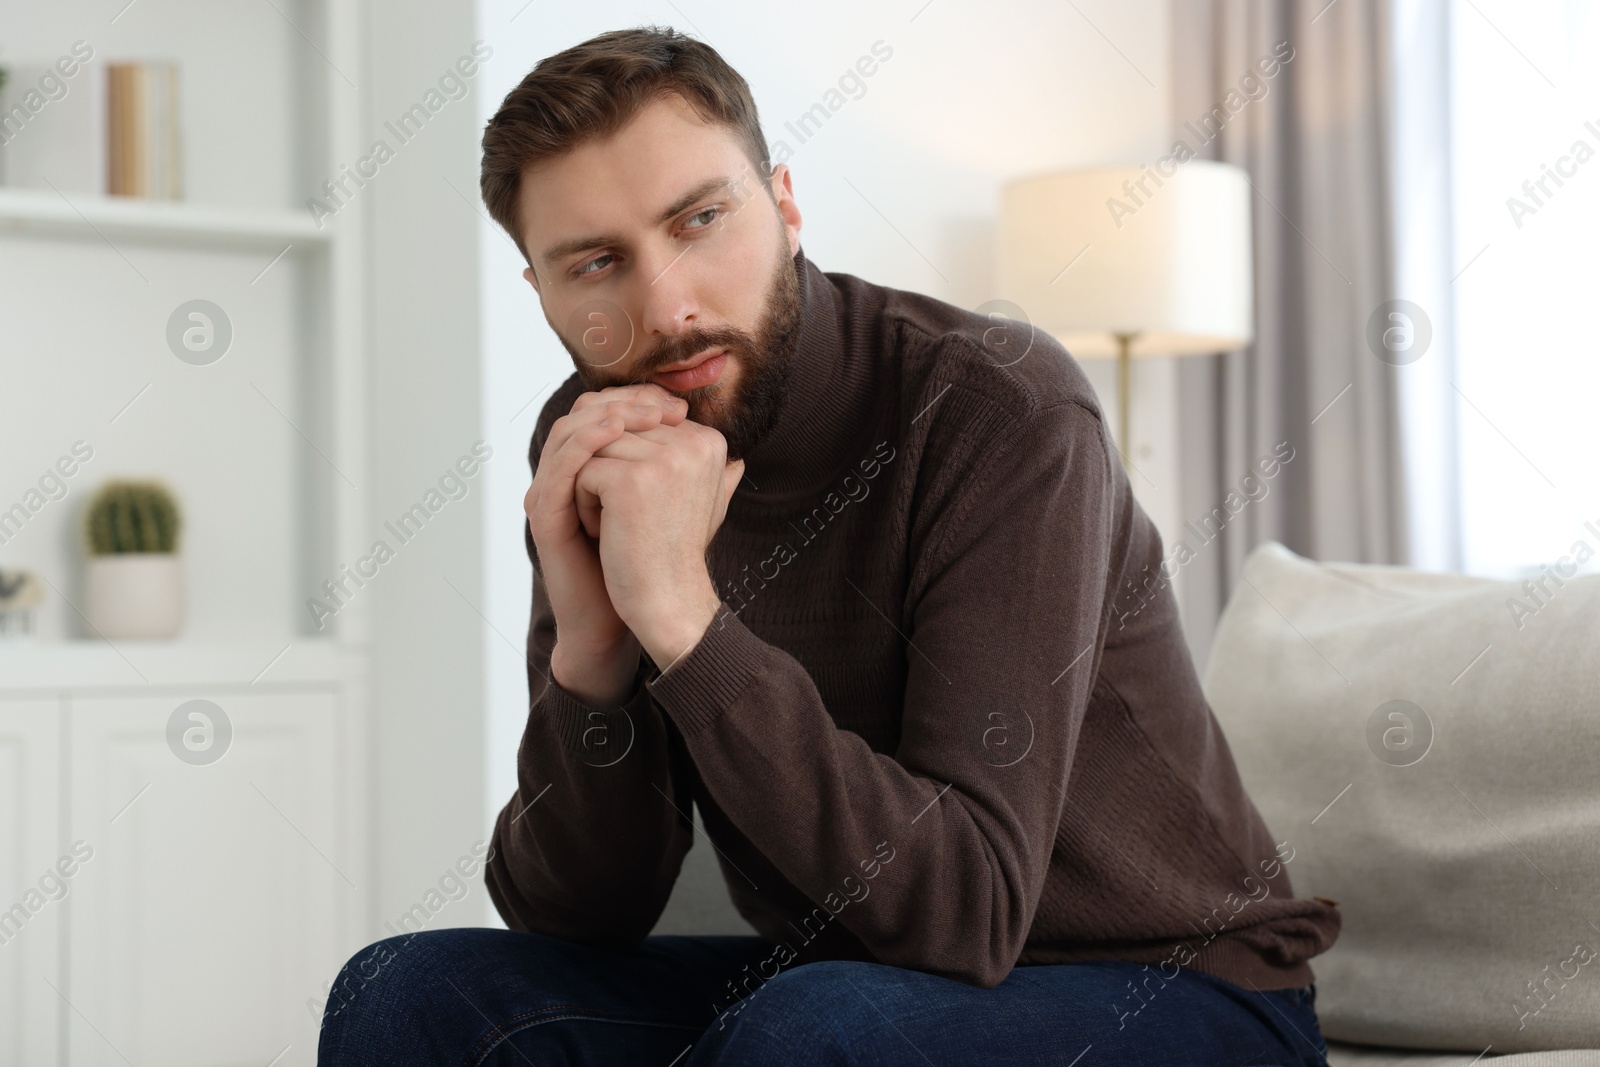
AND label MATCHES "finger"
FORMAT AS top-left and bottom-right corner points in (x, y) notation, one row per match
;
(576, 428), (676, 535)
(591, 427), (673, 460)
(586, 423), (733, 481)
(575, 465), (606, 539)
(569, 382), (681, 412)
(576, 490), (601, 540)
(529, 411), (635, 538)
(568, 422), (728, 532)
(572, 419), (699, 529)
(544, 397), (675, 462)
(570, 384), (688, 422)
(546, 384), (690, 464)
(573, 455), (631, 506)
(534, 404), (668, 516)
